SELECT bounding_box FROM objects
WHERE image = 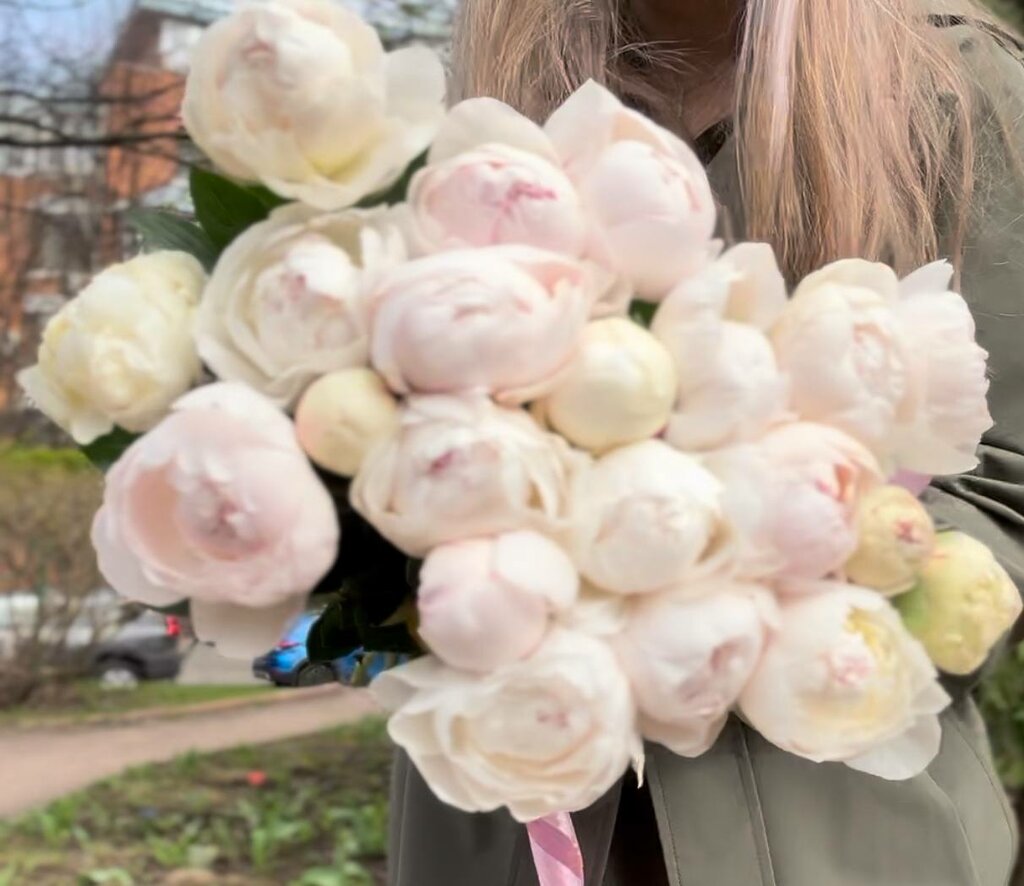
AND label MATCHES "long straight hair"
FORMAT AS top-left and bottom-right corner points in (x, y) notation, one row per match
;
(450, 0), (1016, 280)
